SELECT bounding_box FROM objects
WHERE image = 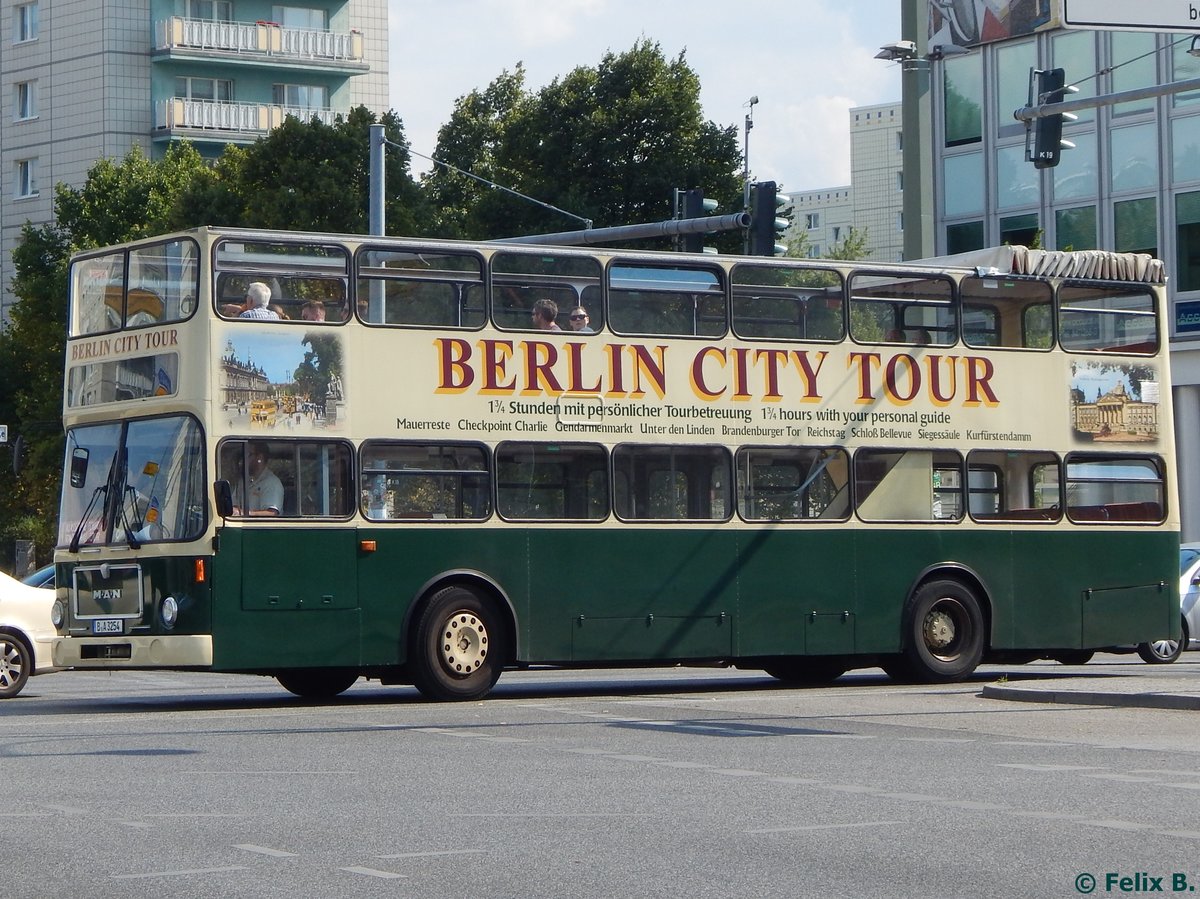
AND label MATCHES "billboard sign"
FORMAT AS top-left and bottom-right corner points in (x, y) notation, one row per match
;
(1062, 0), (1200, 32)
